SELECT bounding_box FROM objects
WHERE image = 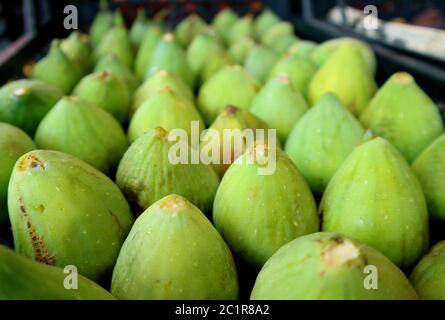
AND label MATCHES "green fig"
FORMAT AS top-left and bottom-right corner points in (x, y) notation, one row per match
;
(95, 53), (140, 94)
(287, 40), (318, 59)
(0, 245), (115, 300)
(212, 9), (238, 44)
(285, 94), (365, 194)
(412, 134), (445, 221)
(320, 136), (429, 269)
(90, 0), (114, 46)
(0, 123), (35, 228)
(213, 143), (318, 267)
(134, 26), (163, 80)
(34, 96), (128, 175)
(250, 73), (309, 143)
(174, 13), (206, 47)
(261, 22), (293, 47)
(201, 49), (234, 83)
(31, 40), (82, 94)
(311, 37), (377, 76)
(254, 9), (280, 39)
(73, 71), (130, 123)
(269, 54), (317, 98)
(198, 65), (260, 125)
(8, 150), (134, 281)
(251, 232), (418, 300)
(145, 33), (194, 87)
(0, 80), (63, 135)
(269, 33), (299, 57)
(186, 28), (224, 86)
(131, 70), (194, 116)
(130, 8), (149, 49)
(308, 43), (377, 115)
(127, 88), (204, 143)
(200, 105), (275, 177)
(116, 127), (220, 214)
(410, 241), (445, 300)
(111, 195), (237, 299)
(244, 45), (278, 83)
(60, 31), (92, 75)
(228, 14), (254, 45)
(360, 72), (444, 163)
(228, 36), (256, 64)
(94, 11), (134, 68)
